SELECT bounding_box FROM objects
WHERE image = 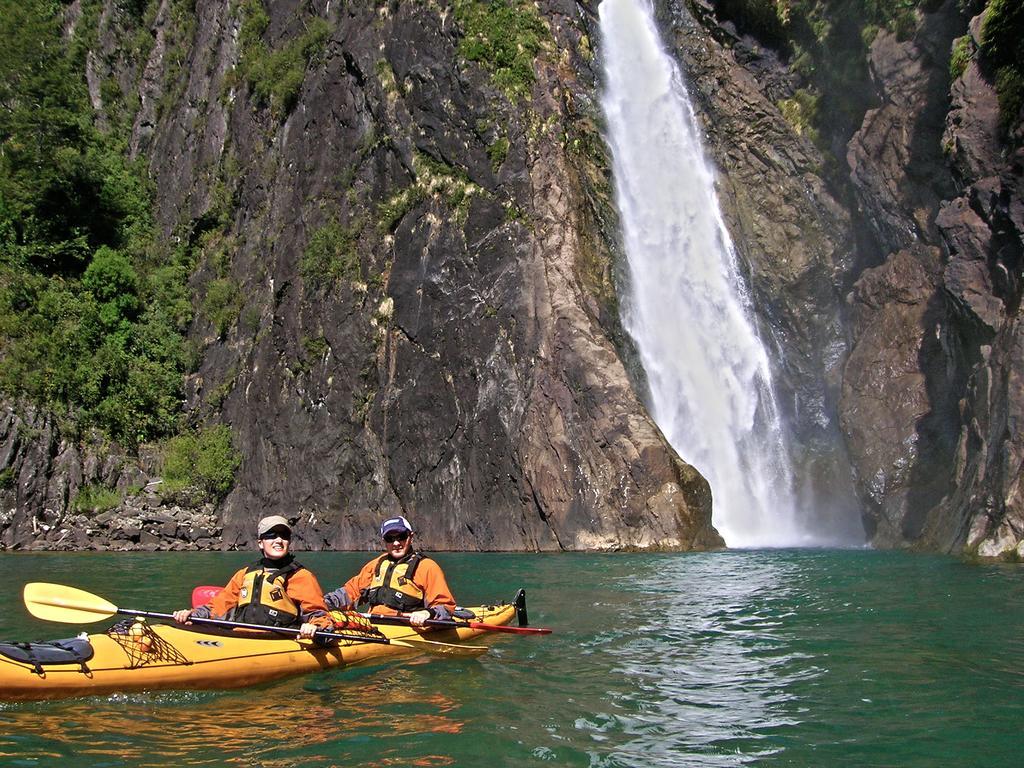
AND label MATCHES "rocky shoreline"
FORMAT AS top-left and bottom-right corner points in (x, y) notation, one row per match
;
(2, 489), (220, 553)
